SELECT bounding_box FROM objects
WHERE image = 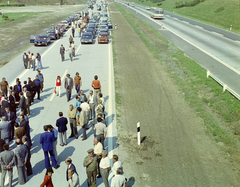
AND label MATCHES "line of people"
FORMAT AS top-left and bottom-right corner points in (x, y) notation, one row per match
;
(23, 51), (43, 70)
